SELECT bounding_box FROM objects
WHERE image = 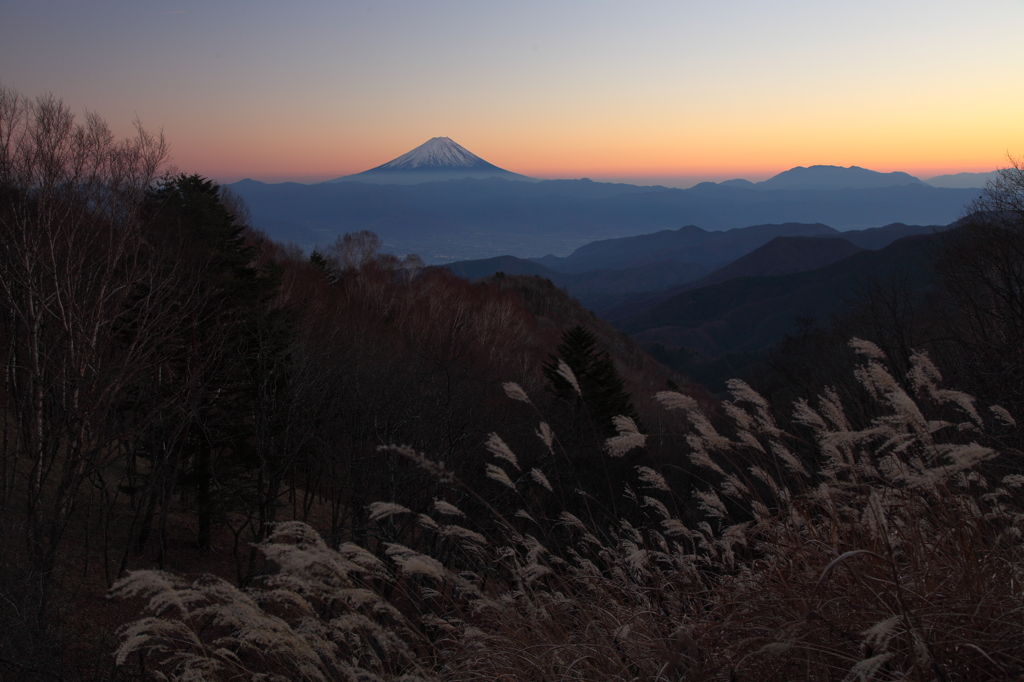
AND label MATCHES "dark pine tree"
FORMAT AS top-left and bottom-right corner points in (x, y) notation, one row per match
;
(141, 174), (283, 553)
(543, 325), (640, 437)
